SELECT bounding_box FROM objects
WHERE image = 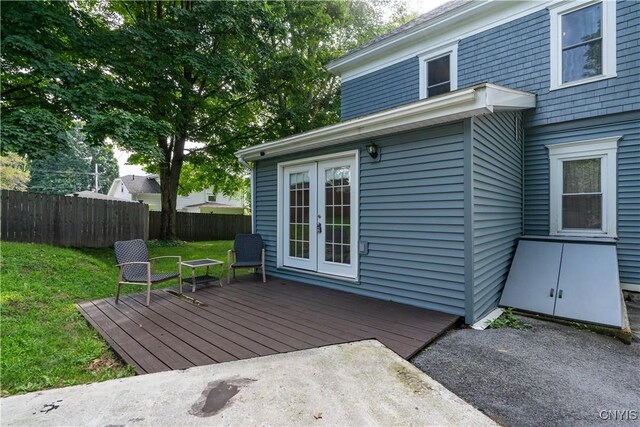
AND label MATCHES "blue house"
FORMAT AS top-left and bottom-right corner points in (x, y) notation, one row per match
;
(236, 0), (639, 325)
